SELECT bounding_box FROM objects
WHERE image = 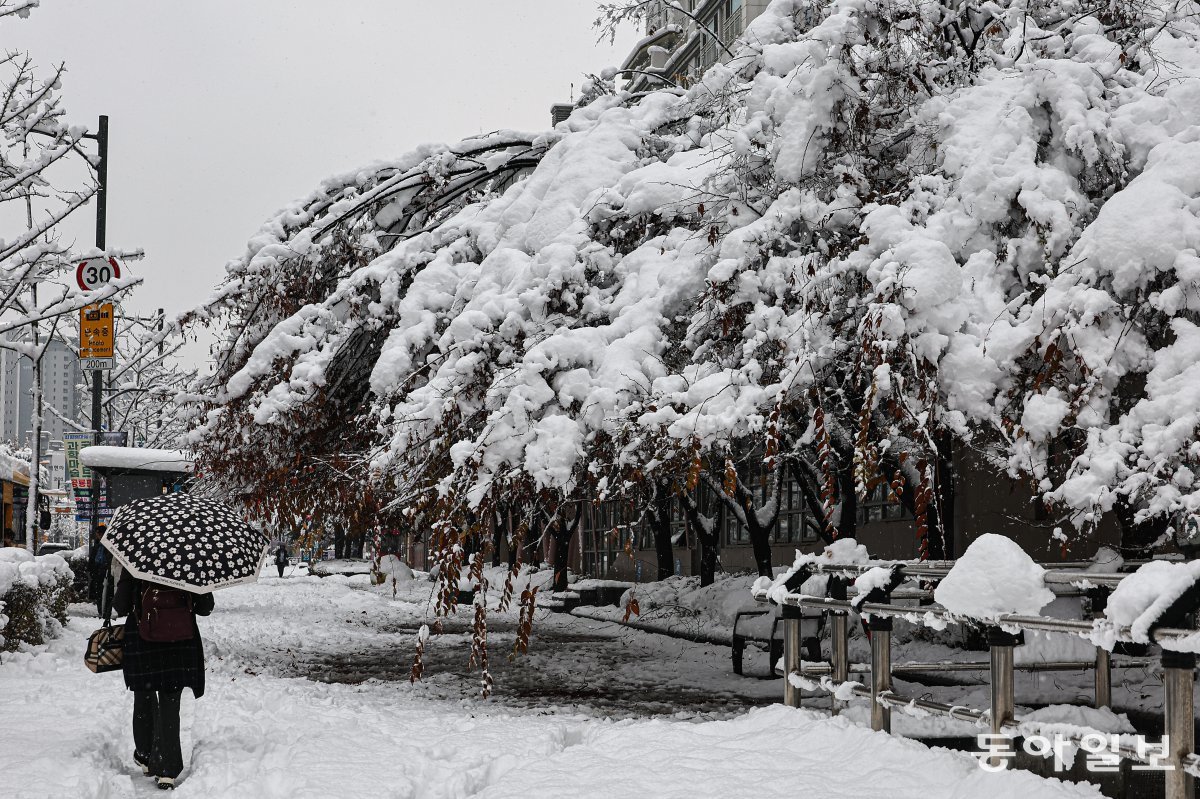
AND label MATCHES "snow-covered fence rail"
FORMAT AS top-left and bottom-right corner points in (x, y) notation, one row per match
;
(752, 536), (1200, 799)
